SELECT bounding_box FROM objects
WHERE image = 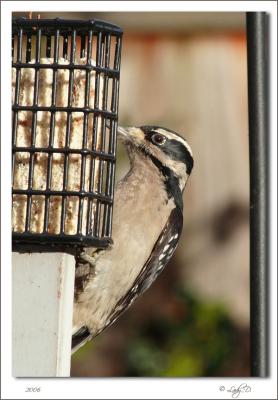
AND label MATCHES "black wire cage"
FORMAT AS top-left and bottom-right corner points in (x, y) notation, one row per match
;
(12, 17), (123, 252)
